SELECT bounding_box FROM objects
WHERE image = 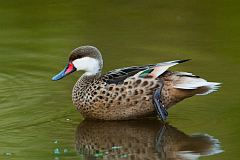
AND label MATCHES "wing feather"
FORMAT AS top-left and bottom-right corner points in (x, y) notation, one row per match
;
(134, 59), (190, 78)
(102, 59), (190, 84)
(102, 64), (154, 84)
